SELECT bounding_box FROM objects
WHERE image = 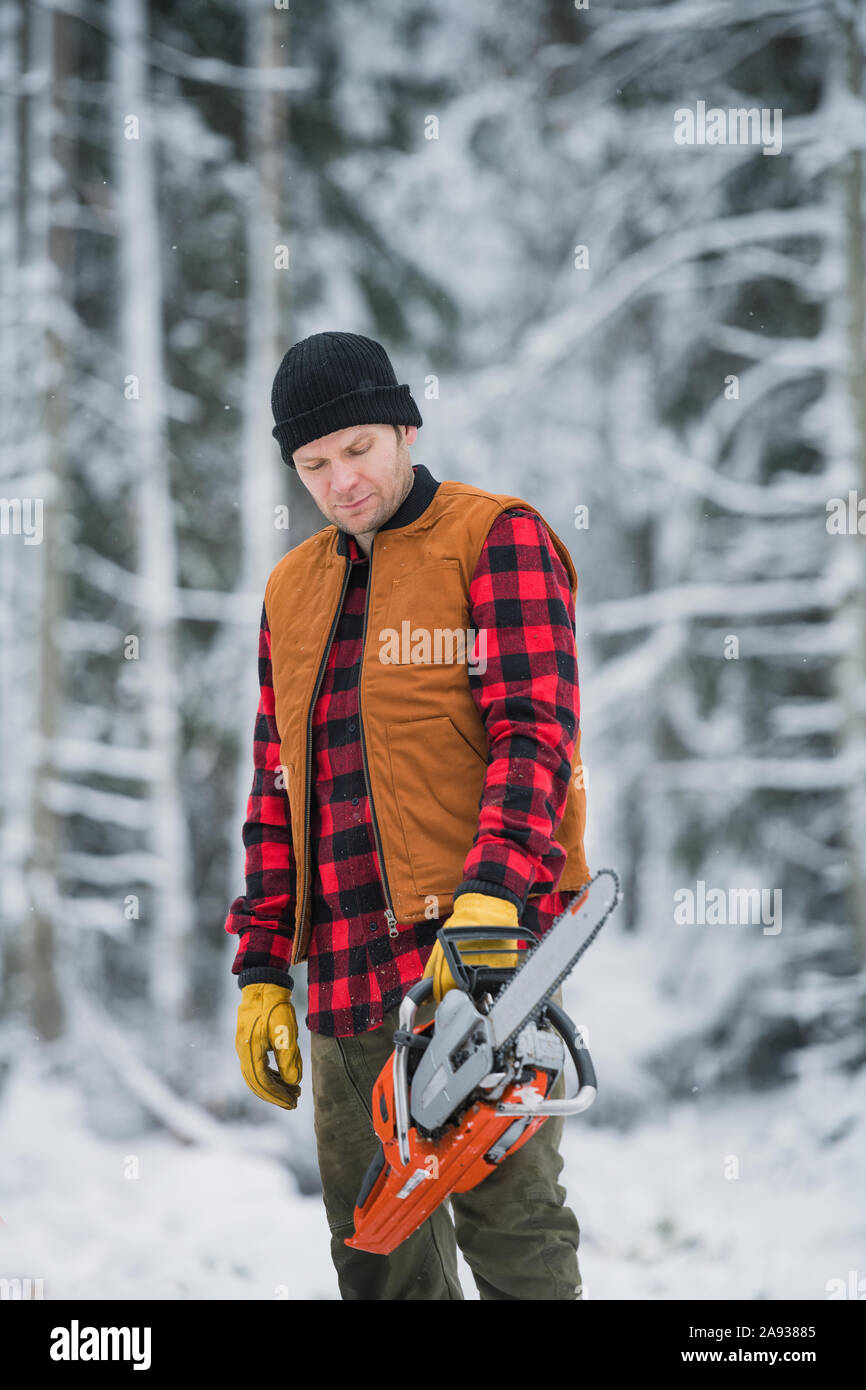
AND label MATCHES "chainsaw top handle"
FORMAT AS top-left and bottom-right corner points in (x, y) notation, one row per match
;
(432, 924), (540, 1000)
